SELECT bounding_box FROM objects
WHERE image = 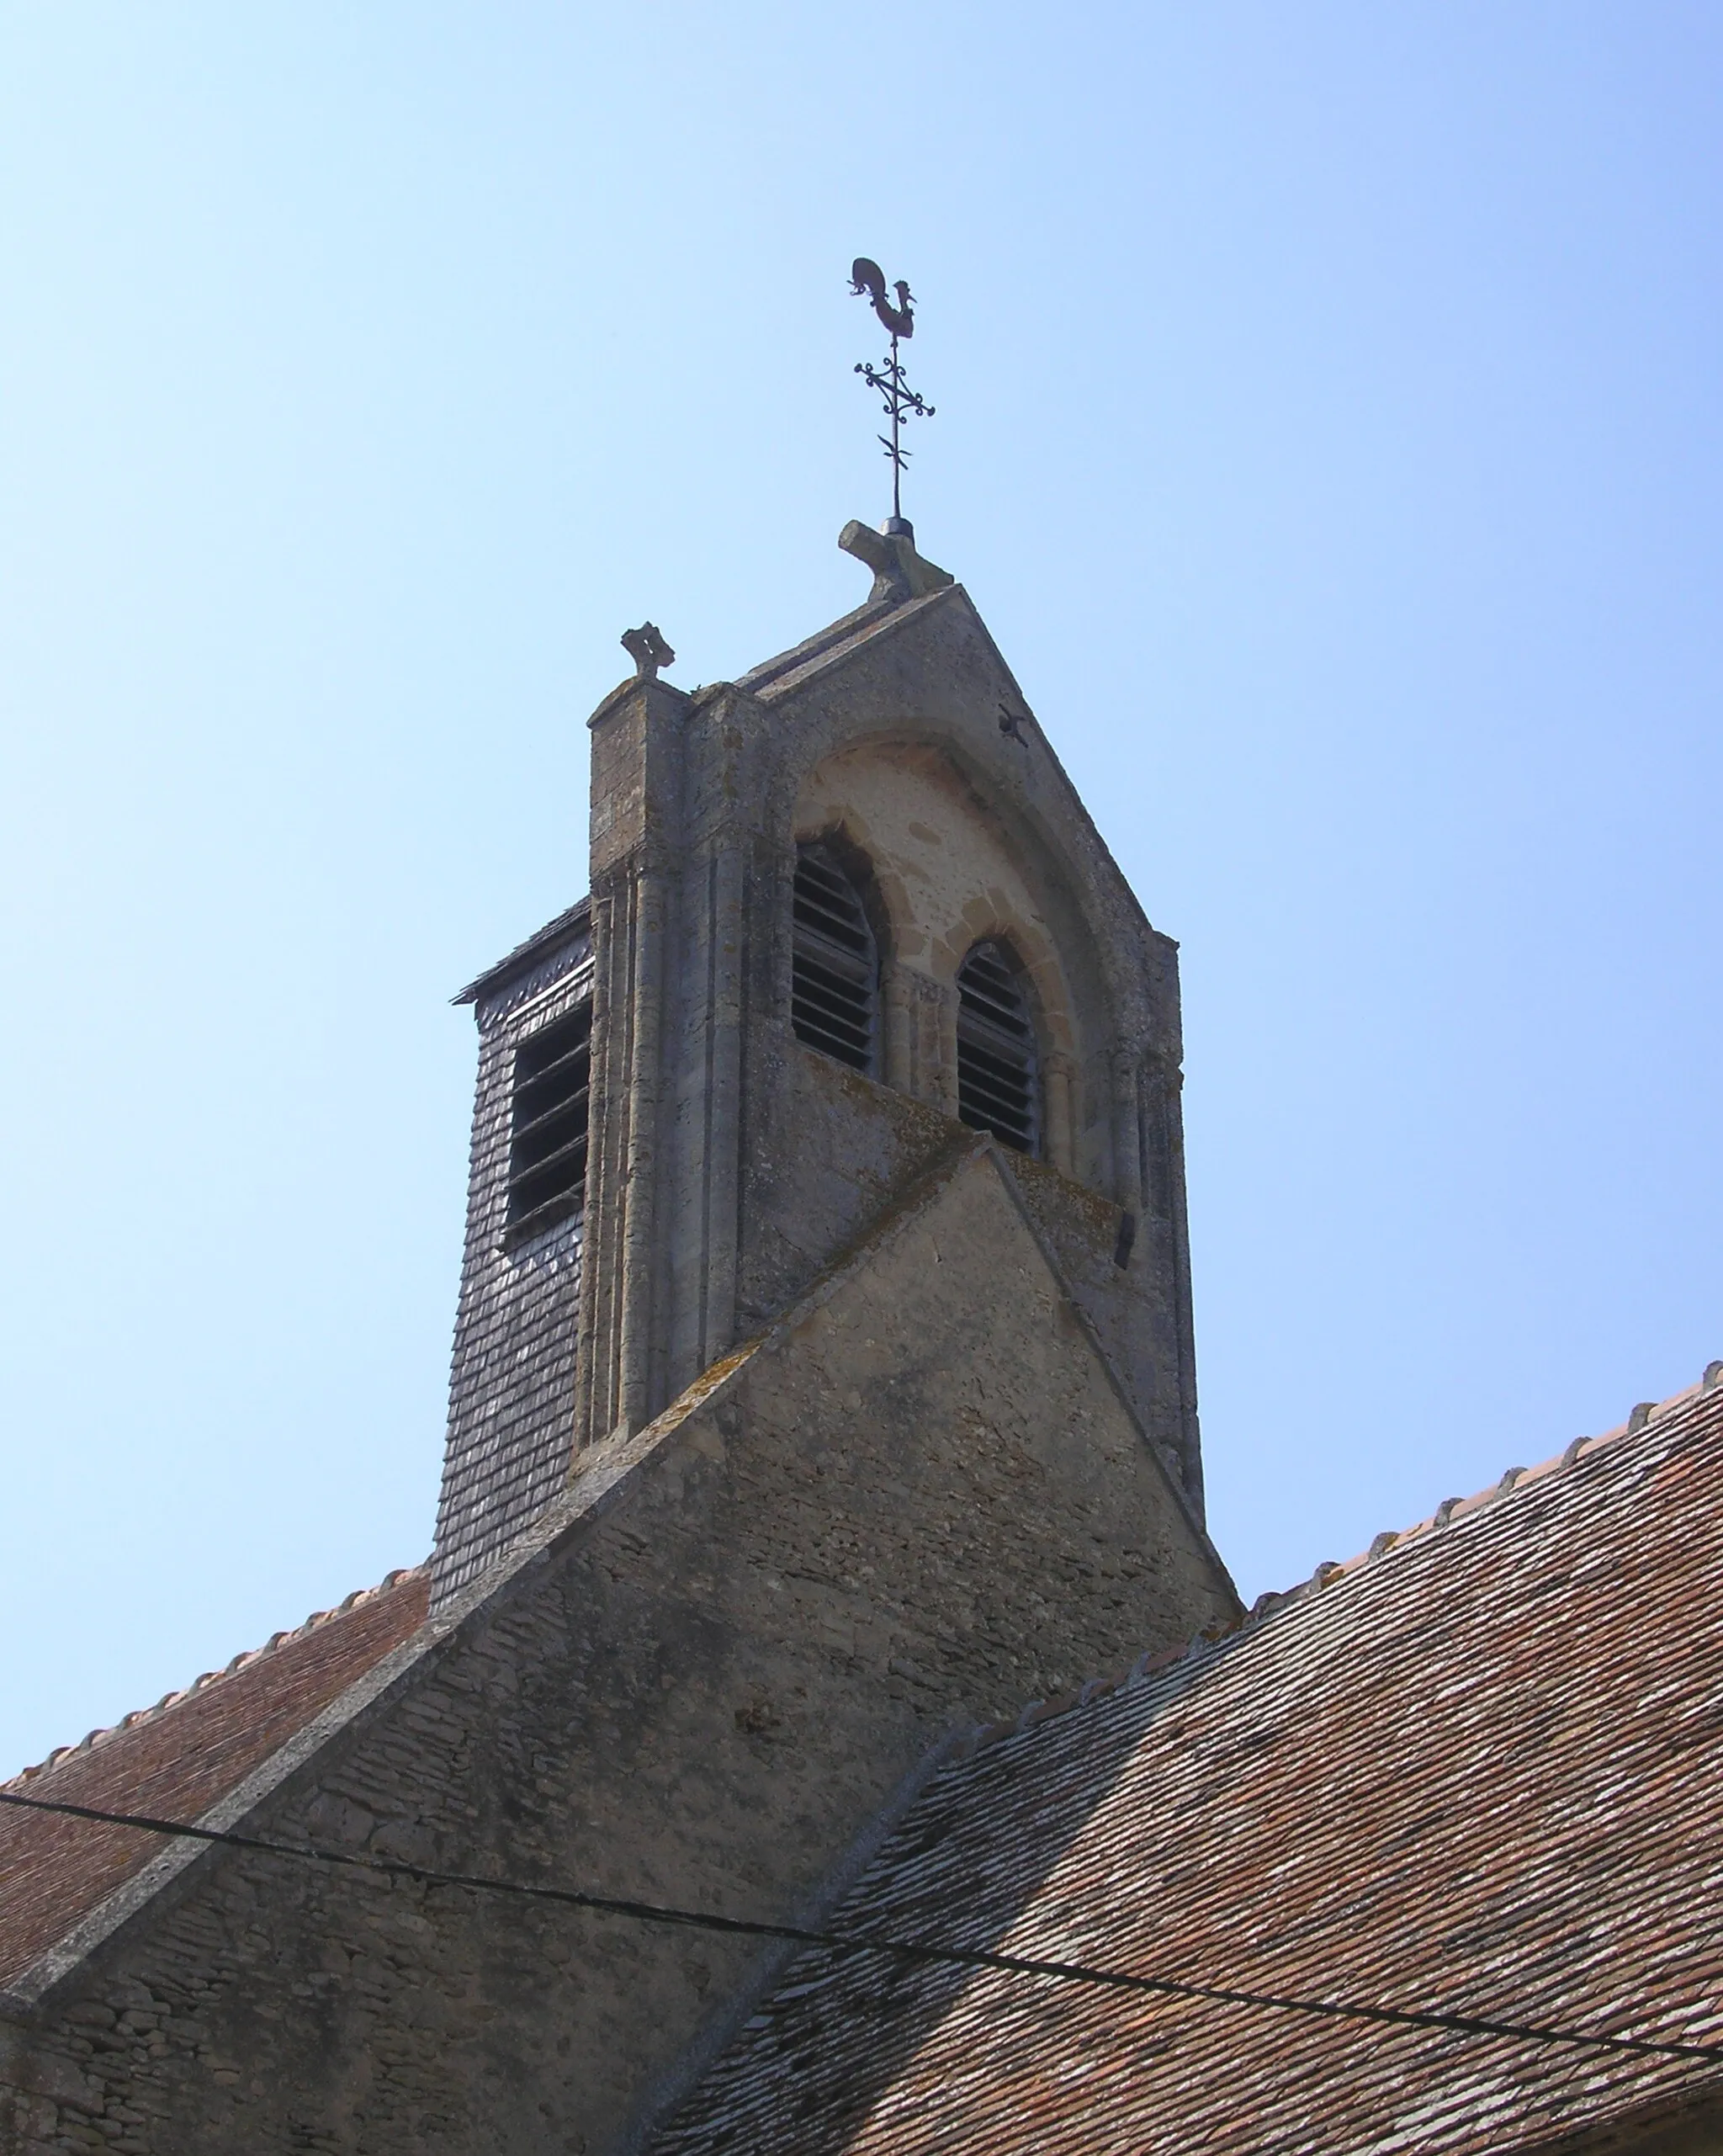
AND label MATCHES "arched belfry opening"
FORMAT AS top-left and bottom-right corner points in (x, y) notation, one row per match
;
(438, 540), (1207, 1612)
(956, 939), (1039, 1155)
(792, 842), (880, 1075)
(506, 1001), (591, 1241)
